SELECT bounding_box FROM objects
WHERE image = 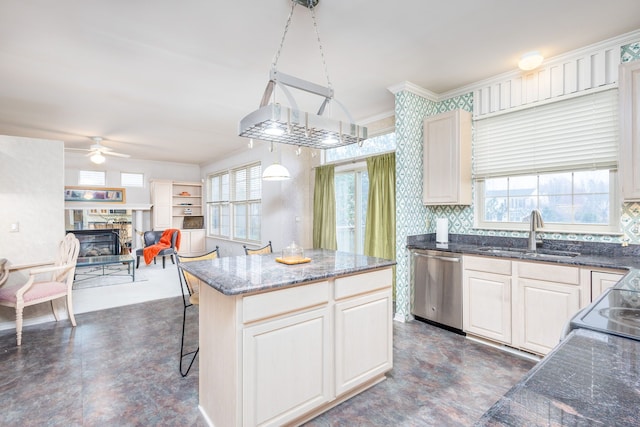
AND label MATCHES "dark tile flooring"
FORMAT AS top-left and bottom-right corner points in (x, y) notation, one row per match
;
(0, 297), (535, 426)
